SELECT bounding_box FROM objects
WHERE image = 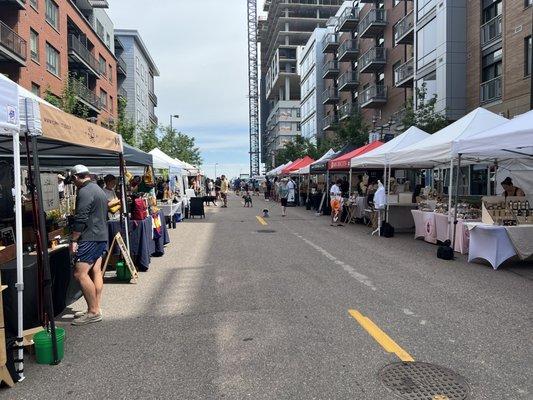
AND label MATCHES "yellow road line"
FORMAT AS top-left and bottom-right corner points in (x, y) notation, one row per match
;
(348, 309), (414, 362)
(256, 216), (268, 226)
